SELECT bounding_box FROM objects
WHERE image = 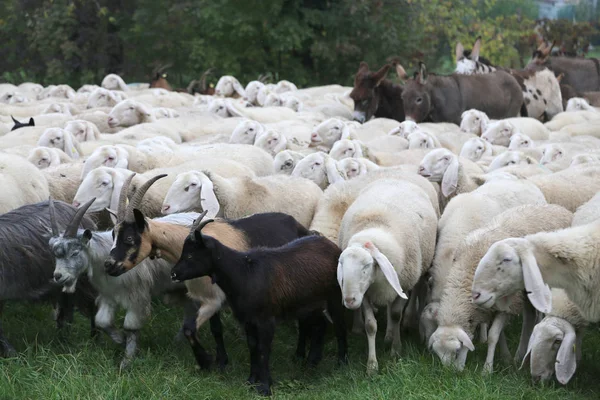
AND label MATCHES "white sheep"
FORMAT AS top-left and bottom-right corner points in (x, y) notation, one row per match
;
(78, 84), (100, 94)
(252, 129), (288, 156)
(136, 136), (179, 155)
(488, 151), (537, 172)
(101, 74), (128, 91)
(27, 147), (72, 169)
(482, 119), (550, 146)
(215, 76), (245, 97)
(291, 152), (344, 190)
(0, 153), (50, 214)
(263, 92), (283, 107)
(329, 139), (379, 163)
(42, 103), (78, 116)
(153, 107), (180, 119)
(244, 81), (265, 105)
(87, 87), (127, 109)
(108, 99), (156, 127)
(273, 150), (306, 175)
(570, 153), (600, 166)
(310, 118), (355, 150)
(37, 128), (83, 159)
(407, 130), (441, 150)
(565, 97), (599, 113)
(37, 84), (76, 100)
(545, 110), (600, 131)
(229, 119), (266, 144)
(337, 158), (380, 179)
(460, 109), (491, 135)
(274, 80), (298, 93)
(430, 204), (572, 372)
(523, 288), (586, 385)
(539, 143), (589, 169)
(508, 133), (535, 150)
(161, 172), (322, 227)
(460, 137), (495, 162)
(64, 120), (101, 142)
(337, 179), (437, 374)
